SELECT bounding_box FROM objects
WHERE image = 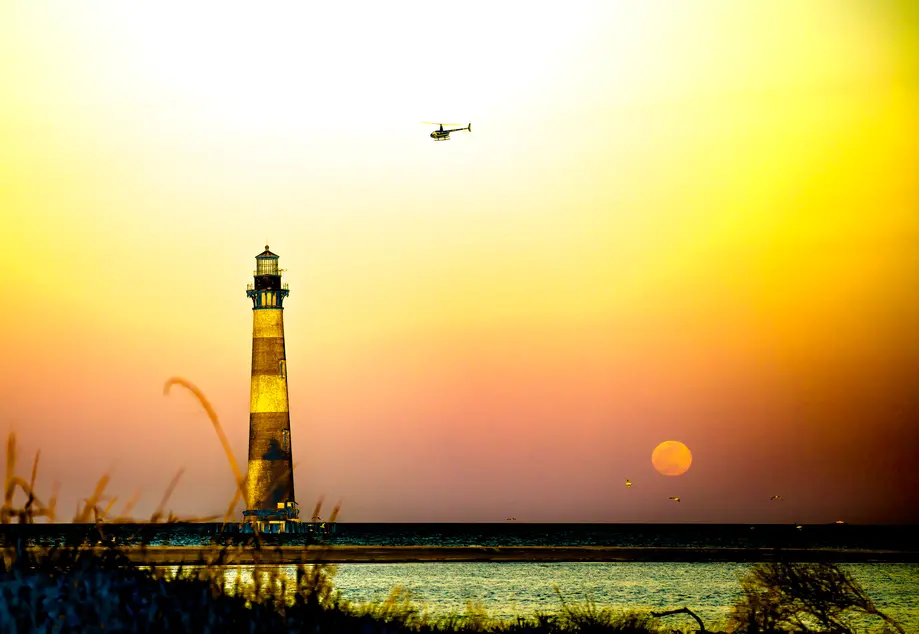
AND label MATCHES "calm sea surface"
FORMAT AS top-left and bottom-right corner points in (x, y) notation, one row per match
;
(219, 562), (919, 632)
